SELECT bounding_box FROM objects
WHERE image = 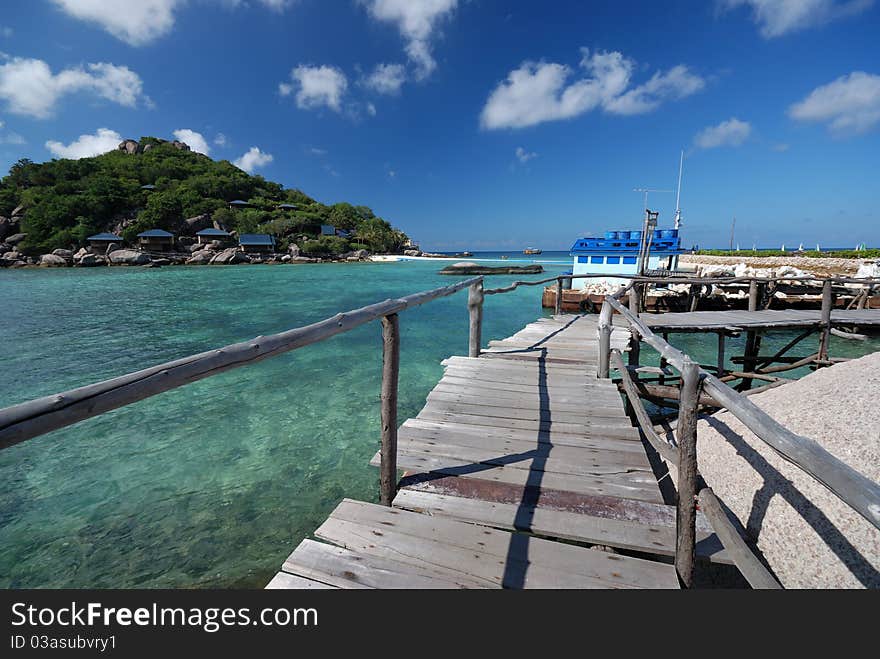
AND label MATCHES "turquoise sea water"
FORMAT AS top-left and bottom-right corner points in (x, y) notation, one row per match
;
(1, 255), (877, 588)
